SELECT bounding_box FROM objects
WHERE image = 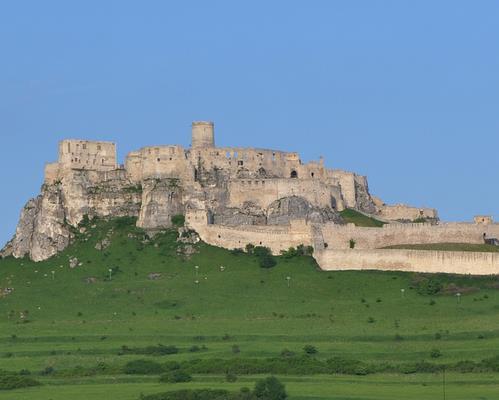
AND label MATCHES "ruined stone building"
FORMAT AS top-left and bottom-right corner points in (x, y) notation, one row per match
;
(2, 121), (498, 274)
